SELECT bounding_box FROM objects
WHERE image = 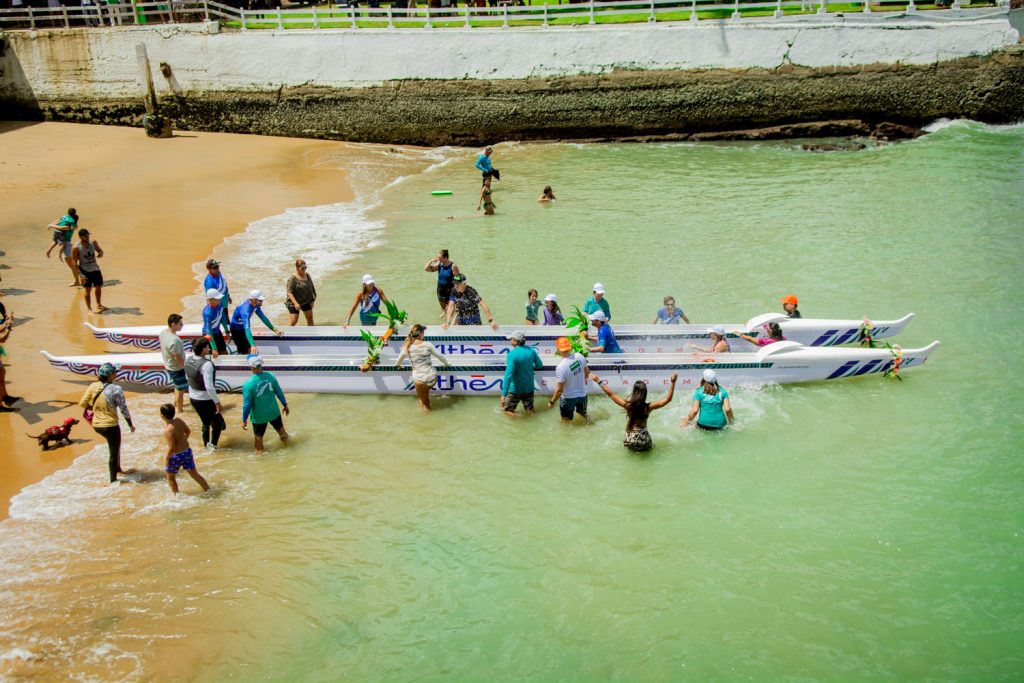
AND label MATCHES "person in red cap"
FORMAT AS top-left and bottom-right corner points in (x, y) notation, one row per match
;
(781, 295), (801, 319)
